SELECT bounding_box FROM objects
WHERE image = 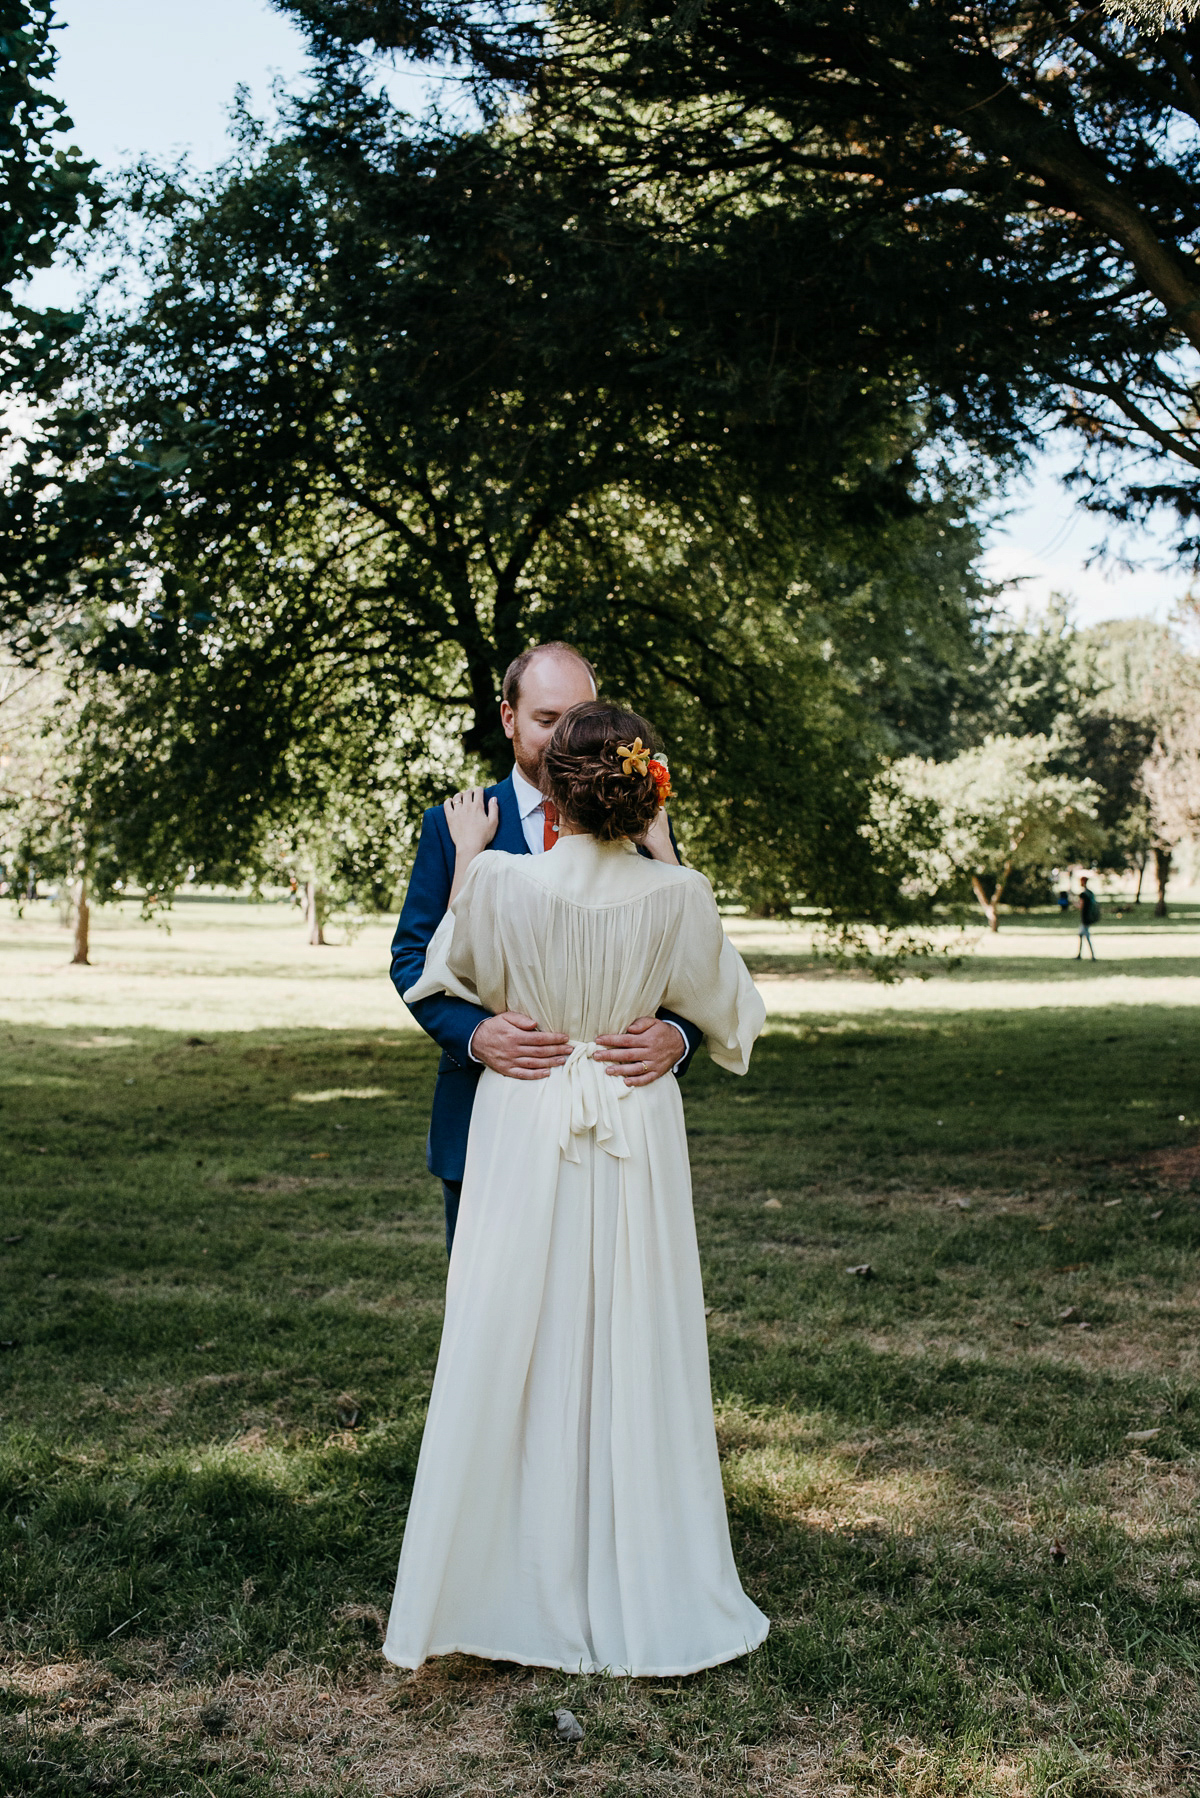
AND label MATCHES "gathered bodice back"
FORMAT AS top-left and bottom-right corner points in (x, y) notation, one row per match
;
(472, 849), (692, 1040)
(405, 833), (765, 1081)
